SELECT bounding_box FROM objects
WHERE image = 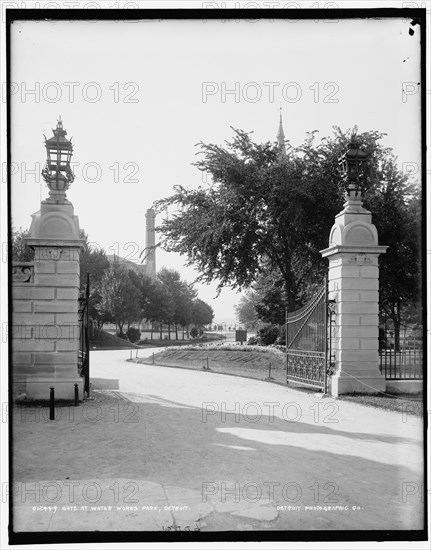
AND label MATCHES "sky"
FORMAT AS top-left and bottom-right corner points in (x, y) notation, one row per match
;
(8, 15), (422, 322)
